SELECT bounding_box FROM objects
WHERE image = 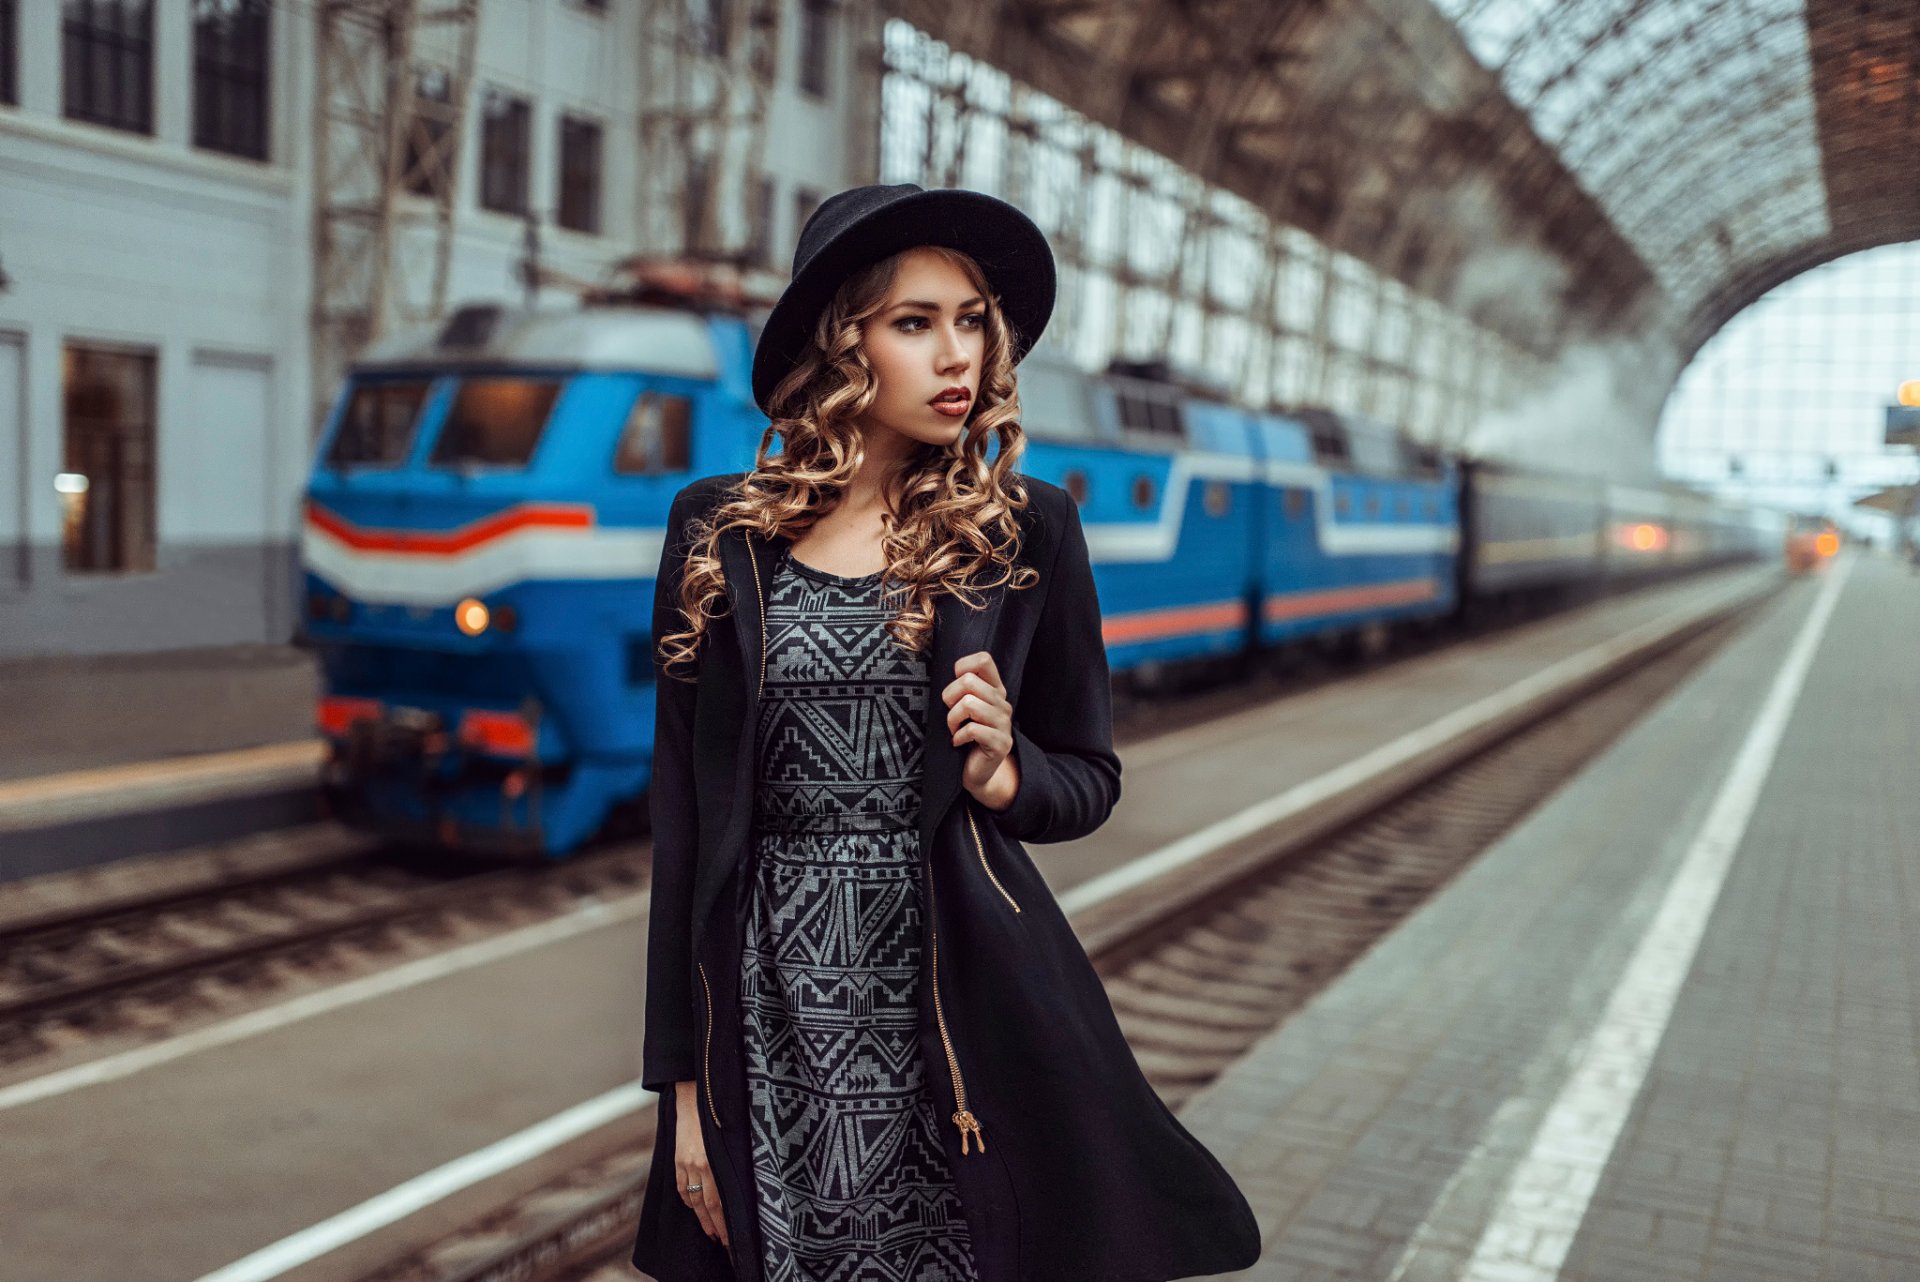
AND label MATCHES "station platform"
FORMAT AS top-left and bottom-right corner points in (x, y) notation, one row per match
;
(0, 643), (315, 784)
(0, 644), (319, 882)
(0, 562), (1786, 1281)
(1182, 550), (1916, 1281)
